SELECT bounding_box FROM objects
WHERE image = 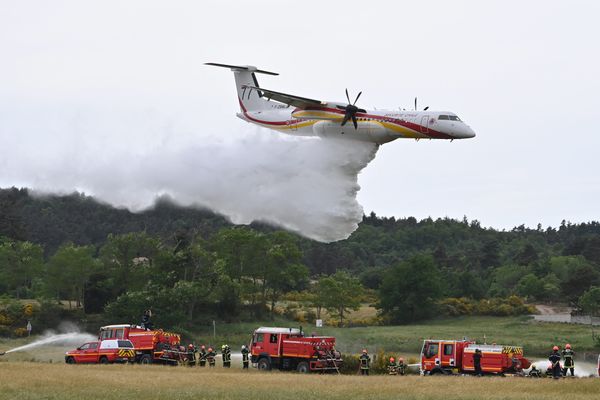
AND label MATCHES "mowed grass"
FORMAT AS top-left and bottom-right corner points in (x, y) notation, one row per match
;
(193, 315), (597, 356)
(0, 362), (598, 400)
